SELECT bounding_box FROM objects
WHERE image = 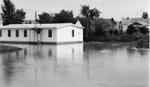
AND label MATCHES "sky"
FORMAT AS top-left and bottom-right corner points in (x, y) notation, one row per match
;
(0, 0), (149, 21)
